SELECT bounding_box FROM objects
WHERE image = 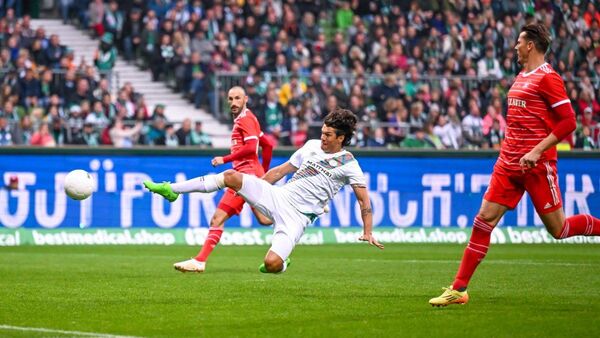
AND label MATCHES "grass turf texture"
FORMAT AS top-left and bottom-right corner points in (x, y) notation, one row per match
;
(1, 244), (600, 337)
